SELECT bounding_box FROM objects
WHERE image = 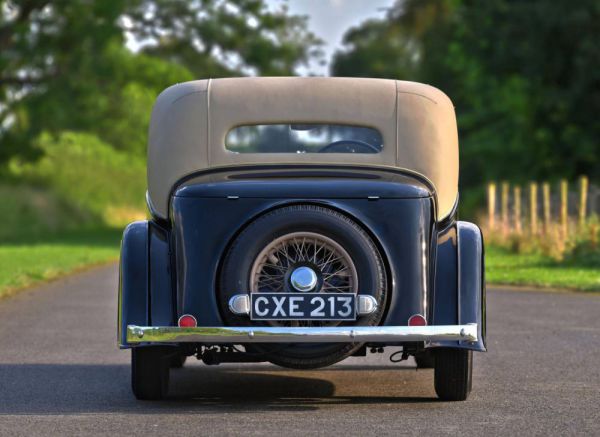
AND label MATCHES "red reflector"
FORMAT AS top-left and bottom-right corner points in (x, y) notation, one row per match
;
(408, 314), (427, 326)
(178, 314), (197, 328)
